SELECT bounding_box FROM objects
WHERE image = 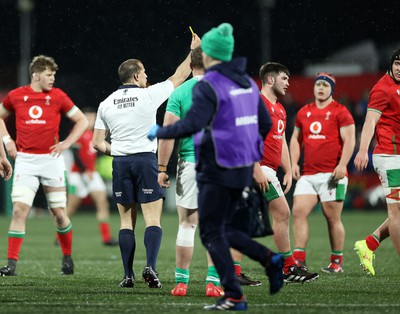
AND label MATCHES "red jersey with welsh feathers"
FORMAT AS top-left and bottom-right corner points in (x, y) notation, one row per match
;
(260, 94), (286, 171)
(367, 73), (400, 155)
(1, 85), (75, 154)
(71, 130), (97, 172)
(295, 100), (354, 175)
